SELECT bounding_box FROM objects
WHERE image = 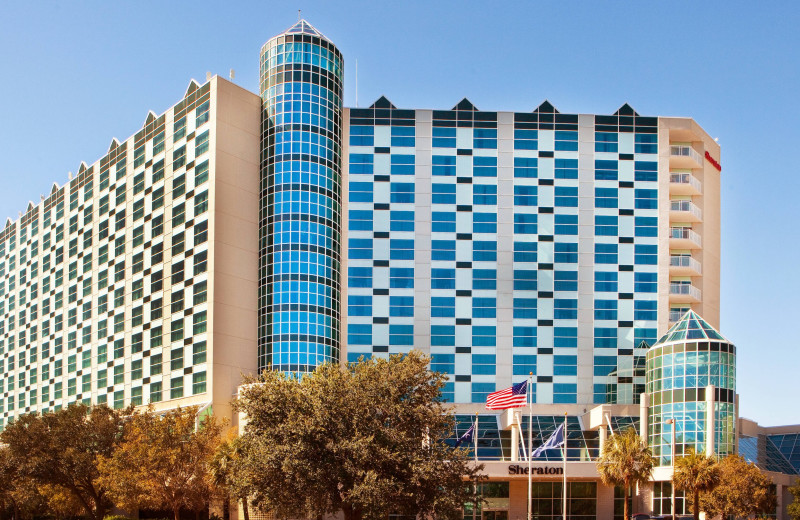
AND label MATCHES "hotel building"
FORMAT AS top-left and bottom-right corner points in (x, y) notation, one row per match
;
(0, 19), (797, 519)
